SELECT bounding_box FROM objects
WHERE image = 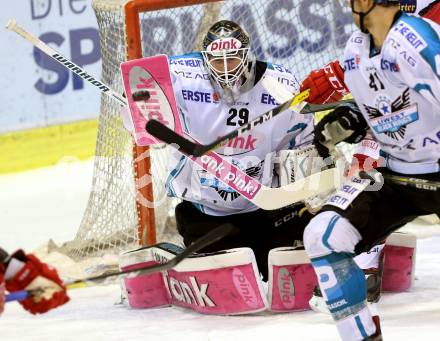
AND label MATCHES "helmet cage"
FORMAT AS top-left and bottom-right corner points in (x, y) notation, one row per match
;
(201, 46), (250, 88)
